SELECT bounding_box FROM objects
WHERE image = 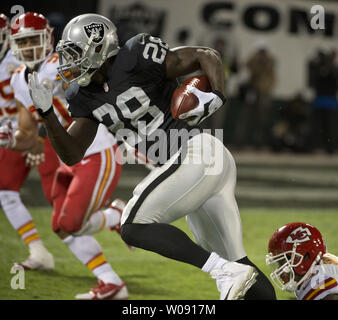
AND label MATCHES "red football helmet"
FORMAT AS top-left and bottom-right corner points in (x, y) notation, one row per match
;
(266, 222), (326, 292)
(10, 12), (53, 69)
(0, 14), (10, 60)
